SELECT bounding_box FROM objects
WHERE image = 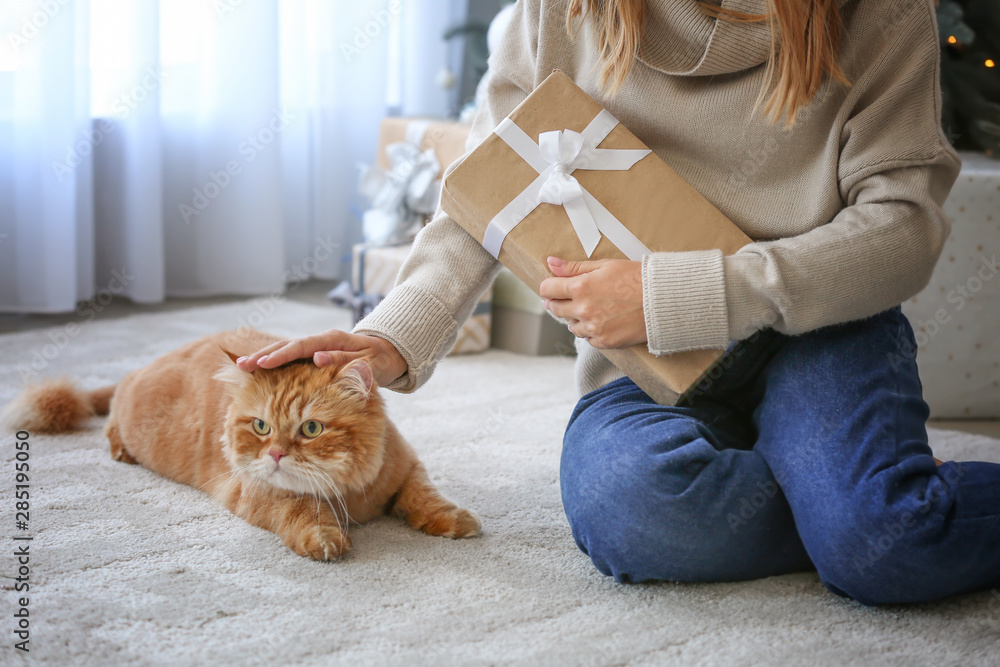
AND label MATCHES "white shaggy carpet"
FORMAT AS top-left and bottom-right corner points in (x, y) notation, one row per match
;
(1, 300), (999, 666)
